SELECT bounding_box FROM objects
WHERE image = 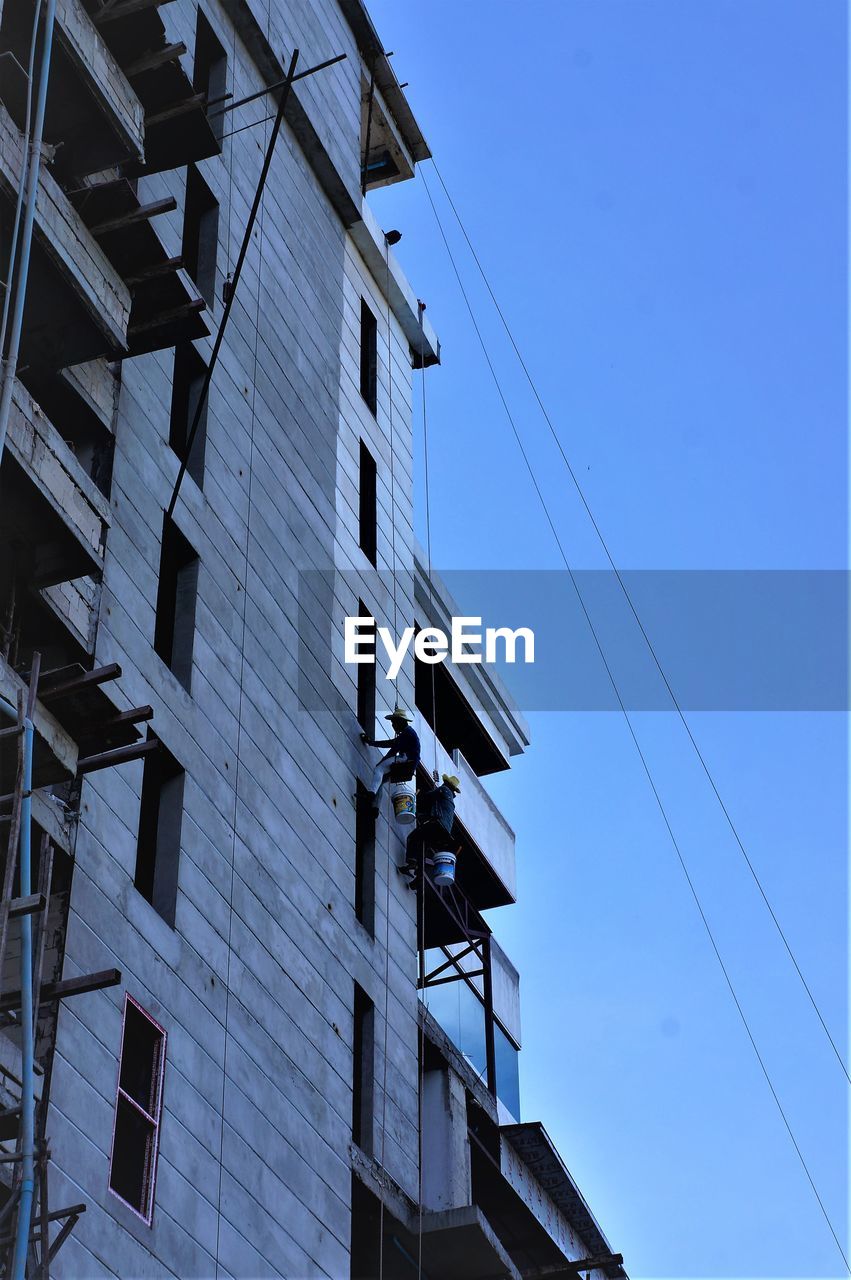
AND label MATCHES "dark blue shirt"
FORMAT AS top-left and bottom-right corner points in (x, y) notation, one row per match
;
(420, 782), (455, 833)
(393, 726), (420, 762)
